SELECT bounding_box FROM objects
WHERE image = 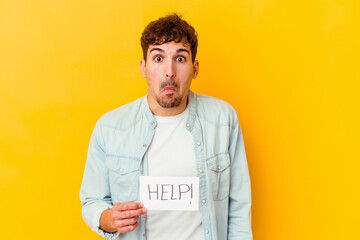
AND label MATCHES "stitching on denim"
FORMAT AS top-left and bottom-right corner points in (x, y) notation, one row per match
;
(205, 152), (229, 161)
